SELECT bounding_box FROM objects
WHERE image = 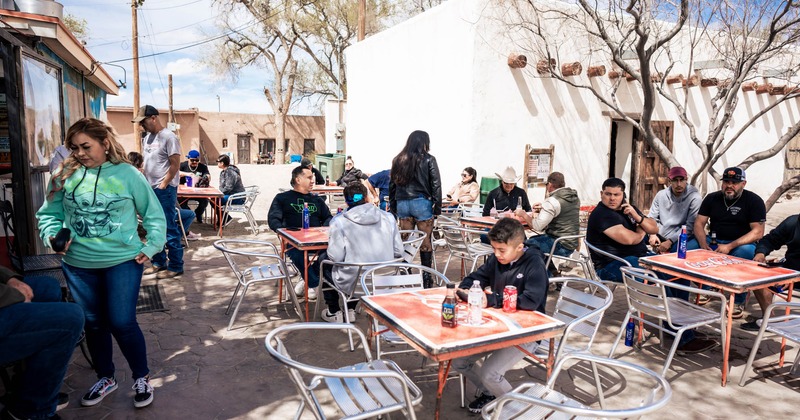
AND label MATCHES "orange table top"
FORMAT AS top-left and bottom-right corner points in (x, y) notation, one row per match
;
(461, 215), (528, 229)
(361, 288), (564, 360)
(177, 185), (223, 197)
(276, 227), (330, 249)
(311, 185), (344, 193)
(640, 249), (800, 291)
